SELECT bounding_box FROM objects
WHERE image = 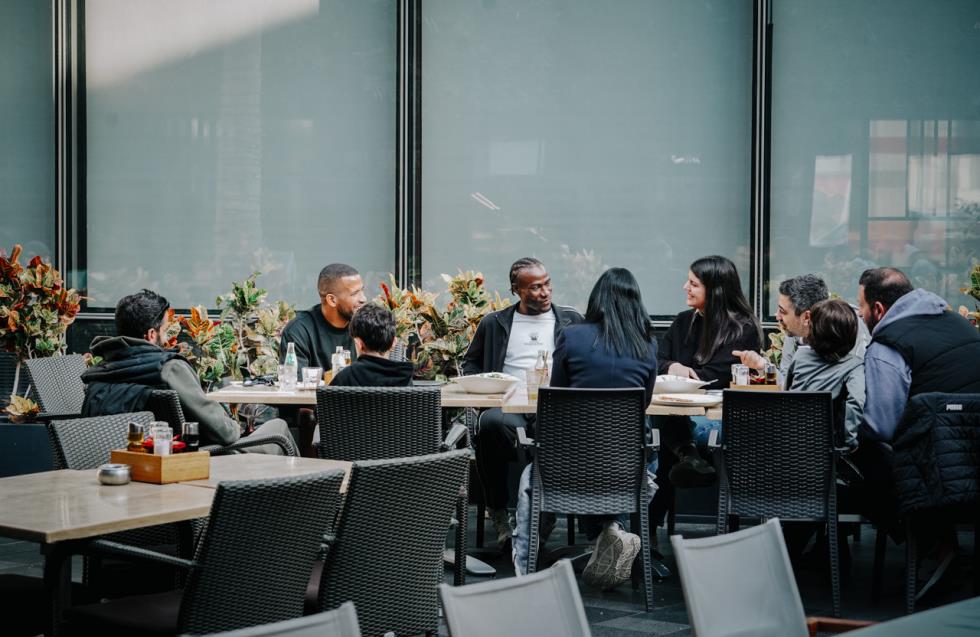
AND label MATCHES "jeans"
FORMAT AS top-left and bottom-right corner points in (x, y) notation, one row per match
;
(512, 427), (660, 575)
